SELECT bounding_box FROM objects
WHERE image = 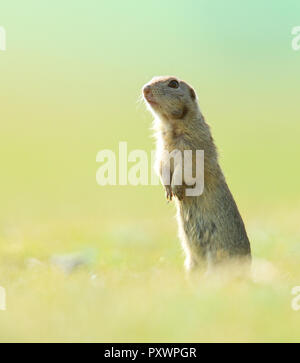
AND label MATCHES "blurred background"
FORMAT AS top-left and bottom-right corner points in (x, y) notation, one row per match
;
(0, 0), (300, 342)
